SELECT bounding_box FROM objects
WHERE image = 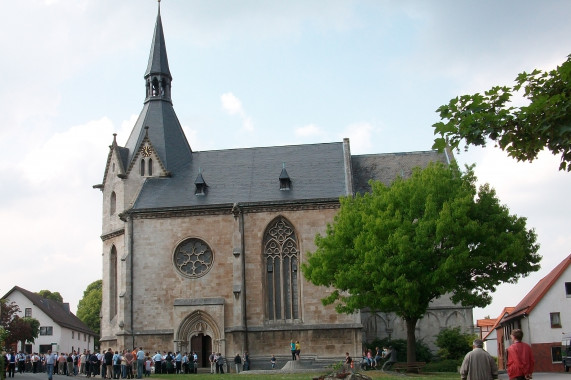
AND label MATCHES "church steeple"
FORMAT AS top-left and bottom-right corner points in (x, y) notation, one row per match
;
(144, 1), (172, 104)
(121, 1), (192, 177)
